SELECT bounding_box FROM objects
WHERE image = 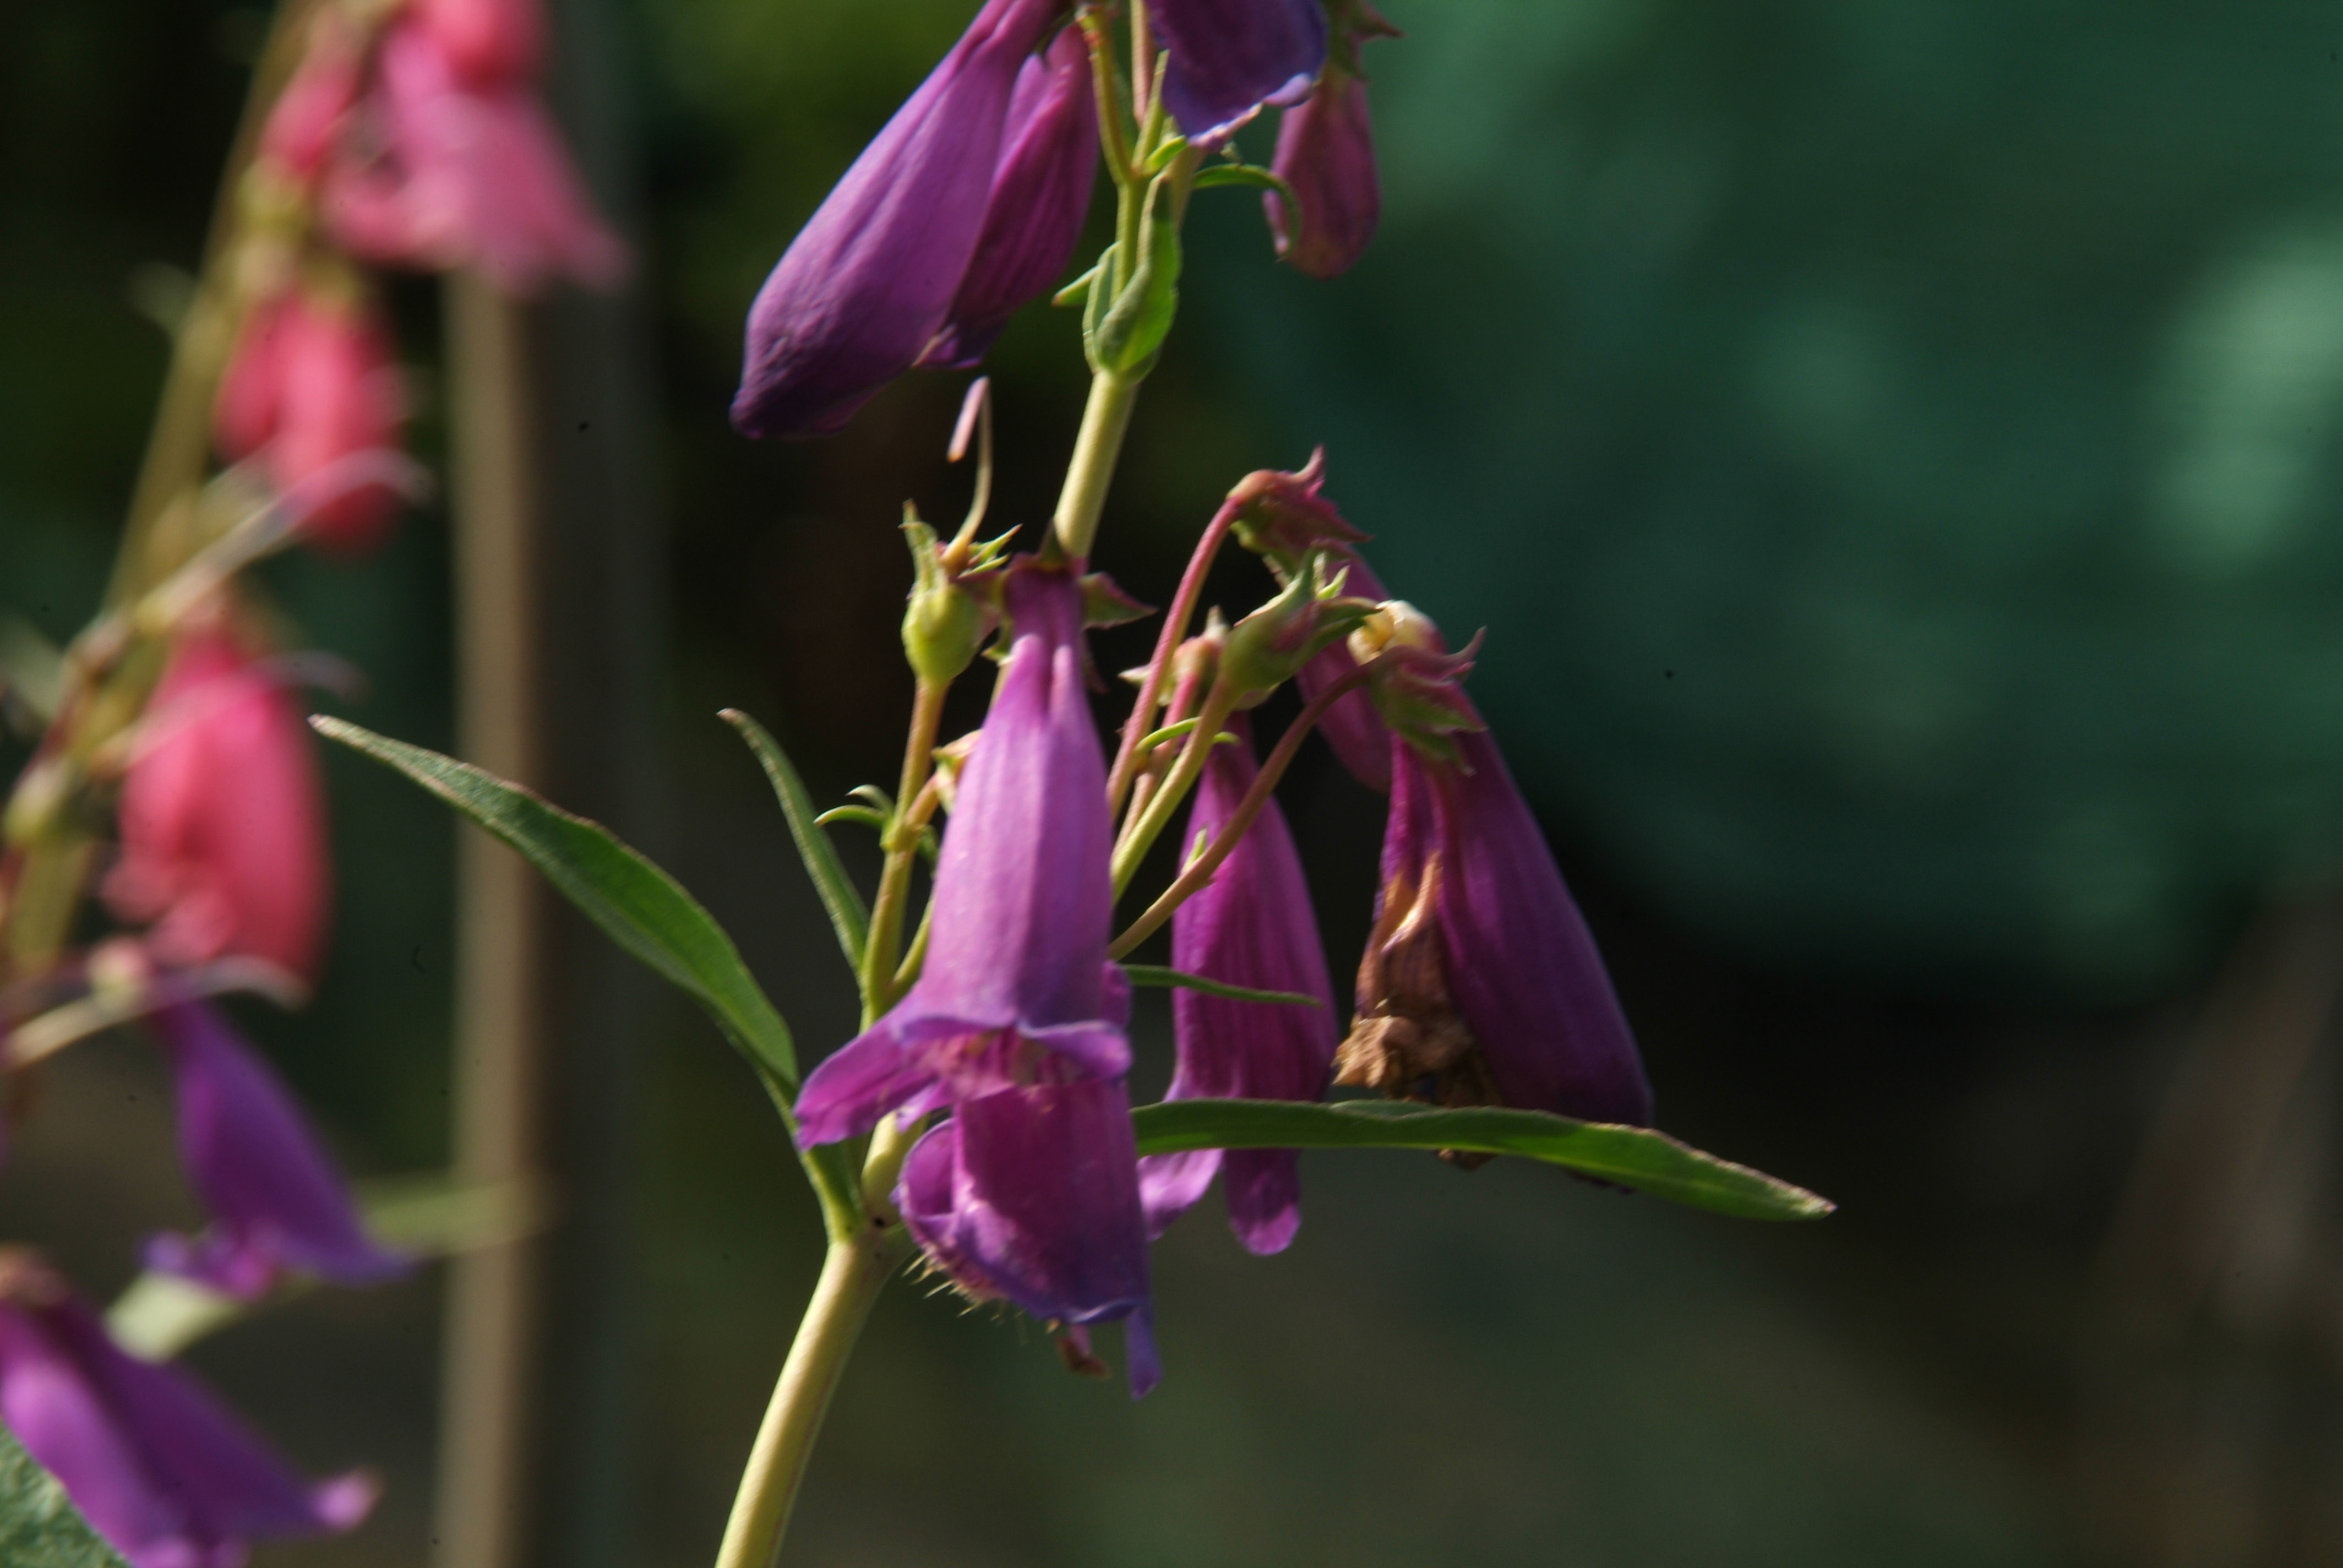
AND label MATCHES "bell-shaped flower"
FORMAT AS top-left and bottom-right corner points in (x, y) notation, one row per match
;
(916, 25), (1099, 371)
(1150, 0), (1327, 148)
(0, 1255), (374, 1568)
(1140, 714), (1337, 1254)
(214, 280), (407, 554)
(102, 627), (331, 991)
(1266, 0), (1396, 279)
(898, 1075), (1158, 1397)
(794, 558), (1126, 1144)
(731, 0), (1066, 438)
(1336, 615), (1652, 1126)
(141, 1001), (409, 1301)
(322, 10), (625, 296)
